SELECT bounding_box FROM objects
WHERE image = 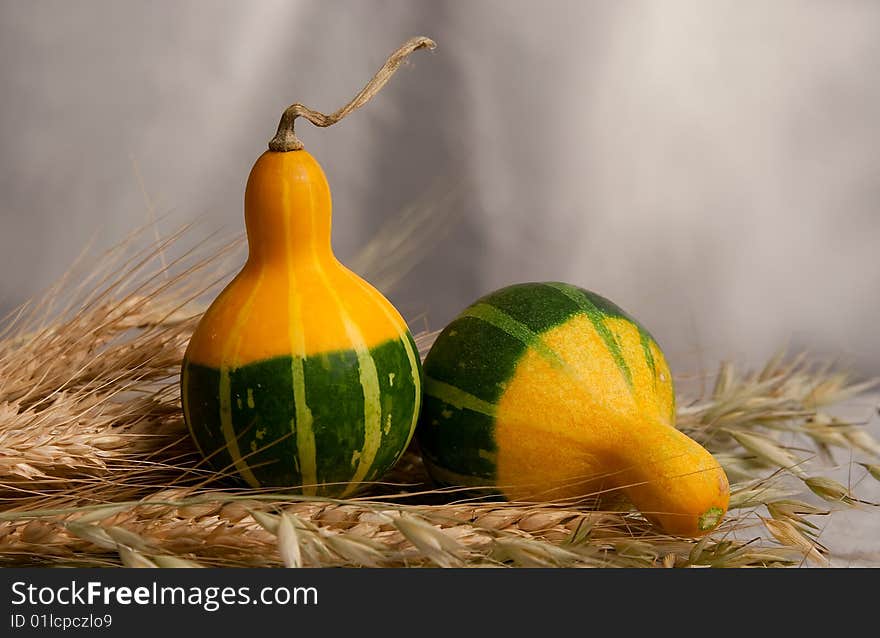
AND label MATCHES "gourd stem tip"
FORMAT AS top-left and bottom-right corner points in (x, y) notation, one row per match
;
(268, 36), (436, 152)
(698, 506), (724, 531)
